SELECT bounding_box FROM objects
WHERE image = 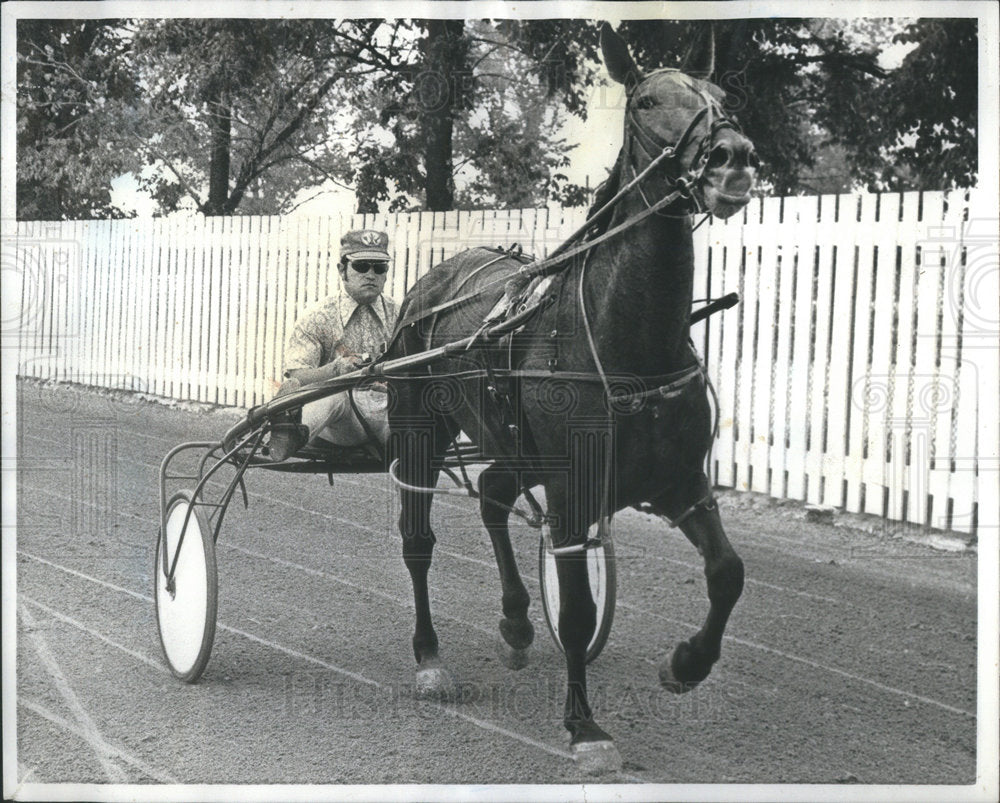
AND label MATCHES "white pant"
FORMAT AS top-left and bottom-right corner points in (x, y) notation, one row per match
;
(301, 388), (389, 447)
